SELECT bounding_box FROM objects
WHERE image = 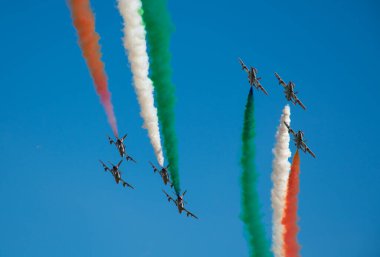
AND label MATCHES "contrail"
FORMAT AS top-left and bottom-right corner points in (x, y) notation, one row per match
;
(271, 105), (291, 257)
(117, 0), (164, 166)
(68, 0), (118, 136)
(282, 150), (301, 257)
(240, 88), (271, 257)
(140, 0), (180, 193)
